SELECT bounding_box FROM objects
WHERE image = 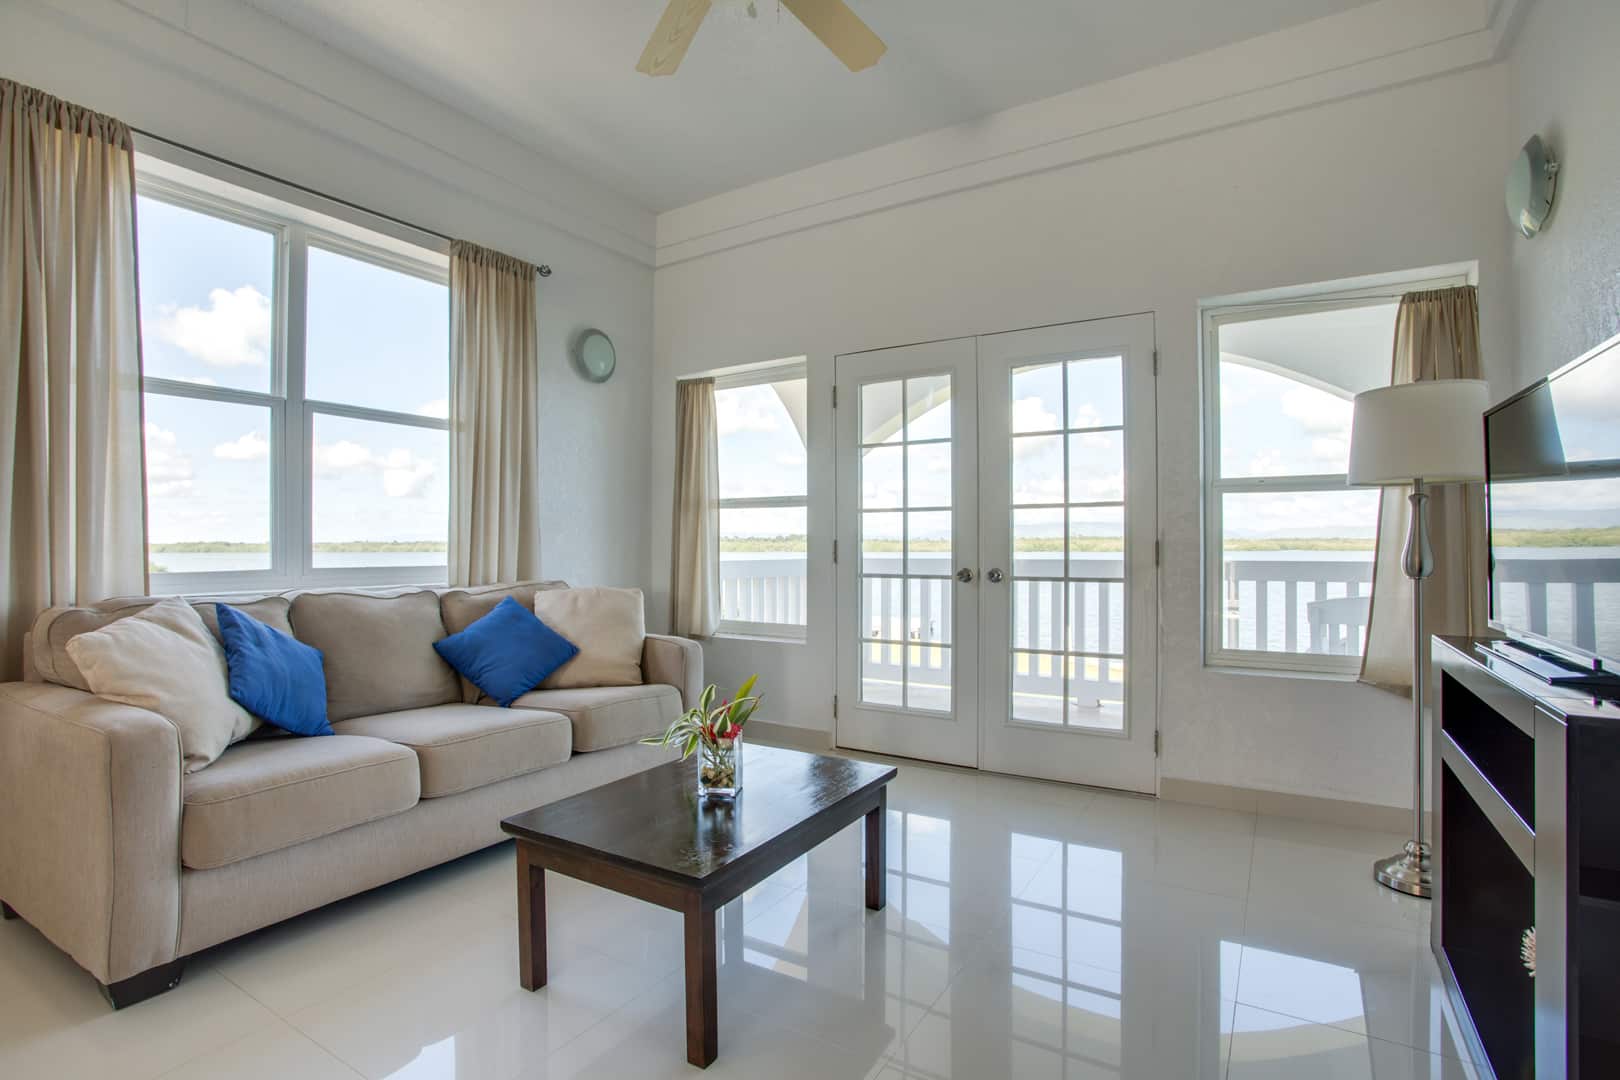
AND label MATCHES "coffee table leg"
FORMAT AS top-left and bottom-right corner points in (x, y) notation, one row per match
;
(683, 898), (718, 1068)
(865, 786), (887, 910)
(517, 845), (547, 990)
